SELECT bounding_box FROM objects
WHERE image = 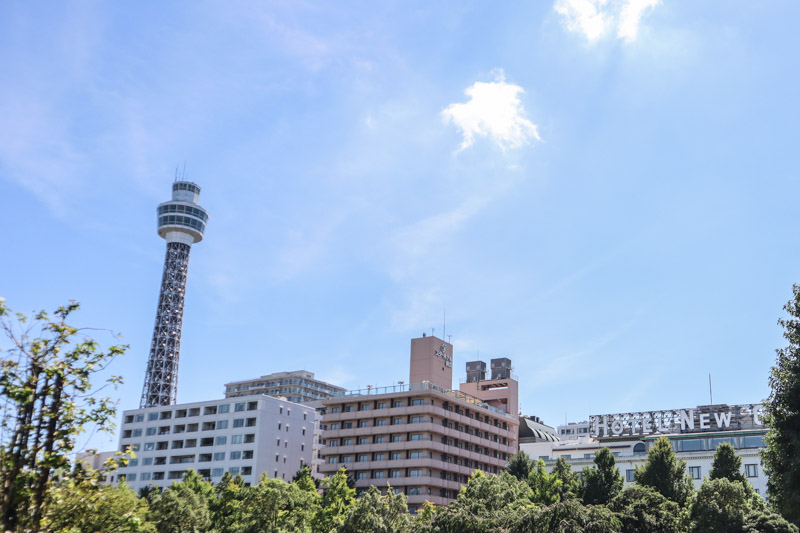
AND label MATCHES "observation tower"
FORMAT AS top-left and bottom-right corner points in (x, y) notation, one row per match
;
(140, 180), (209, 408)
